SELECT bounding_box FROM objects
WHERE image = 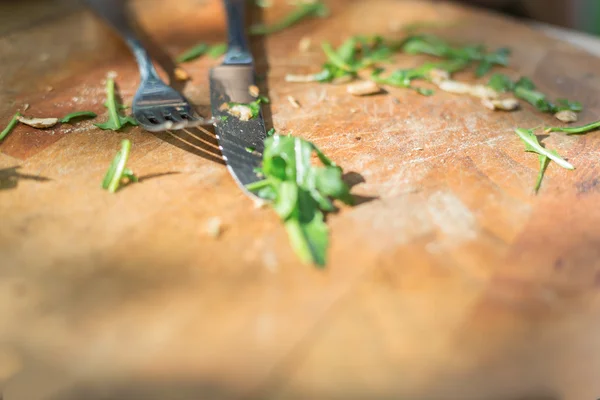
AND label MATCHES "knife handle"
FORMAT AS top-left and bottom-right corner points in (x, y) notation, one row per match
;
(223, 0), (253, 65)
